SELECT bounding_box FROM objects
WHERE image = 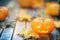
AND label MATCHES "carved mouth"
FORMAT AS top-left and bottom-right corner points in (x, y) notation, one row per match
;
(38, 30), (49, 33)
